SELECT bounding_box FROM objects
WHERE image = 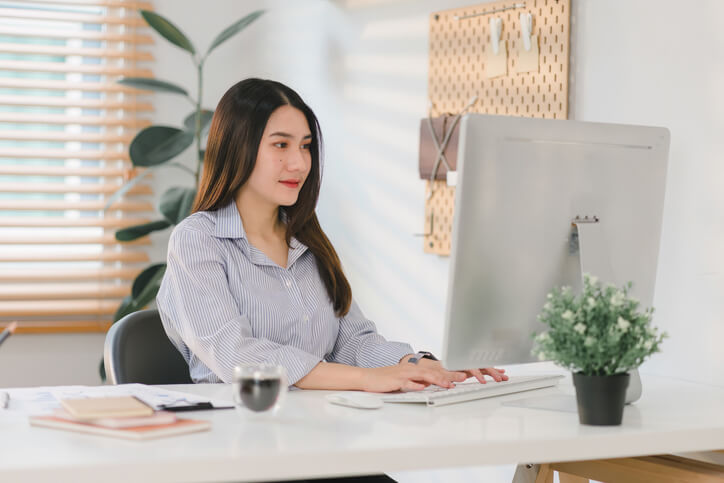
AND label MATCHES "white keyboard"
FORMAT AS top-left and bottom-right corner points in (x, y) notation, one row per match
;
(380, 374), (564, 407)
